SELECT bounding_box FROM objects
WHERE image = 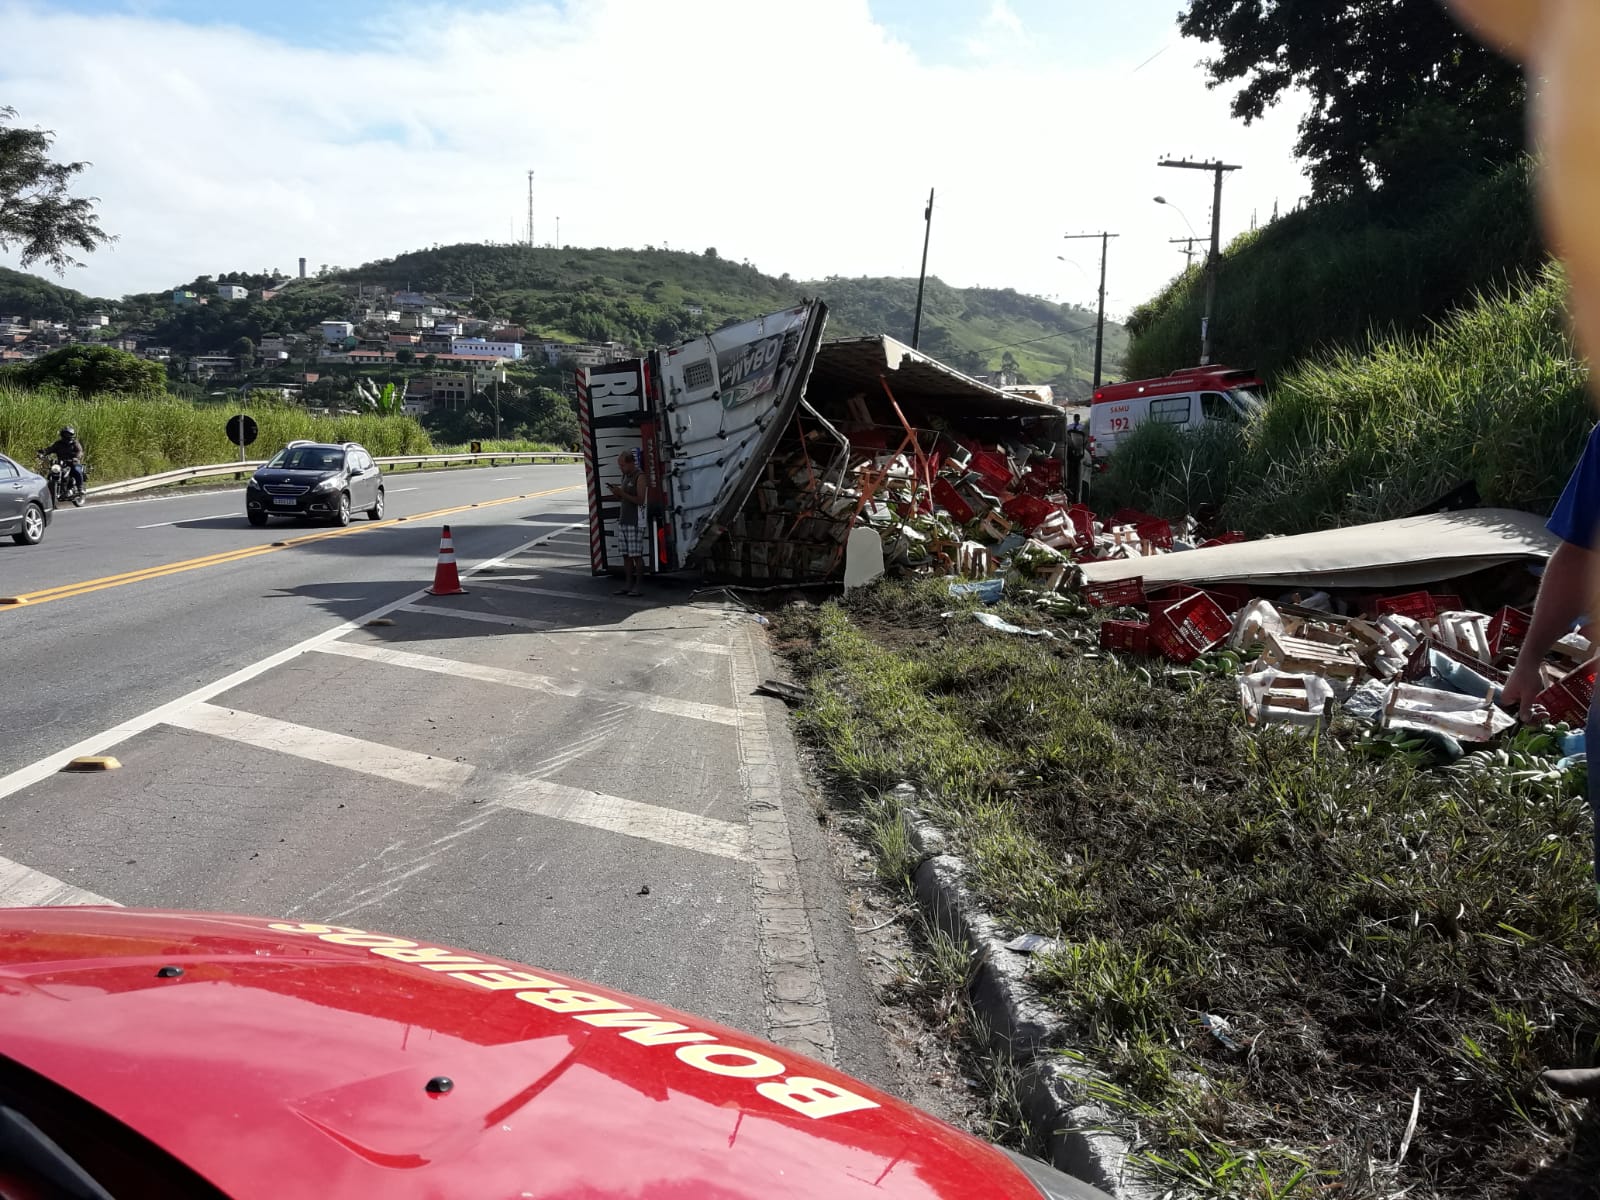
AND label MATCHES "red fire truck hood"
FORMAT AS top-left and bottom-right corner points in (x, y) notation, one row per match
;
(0, 908), (1055, 1200)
